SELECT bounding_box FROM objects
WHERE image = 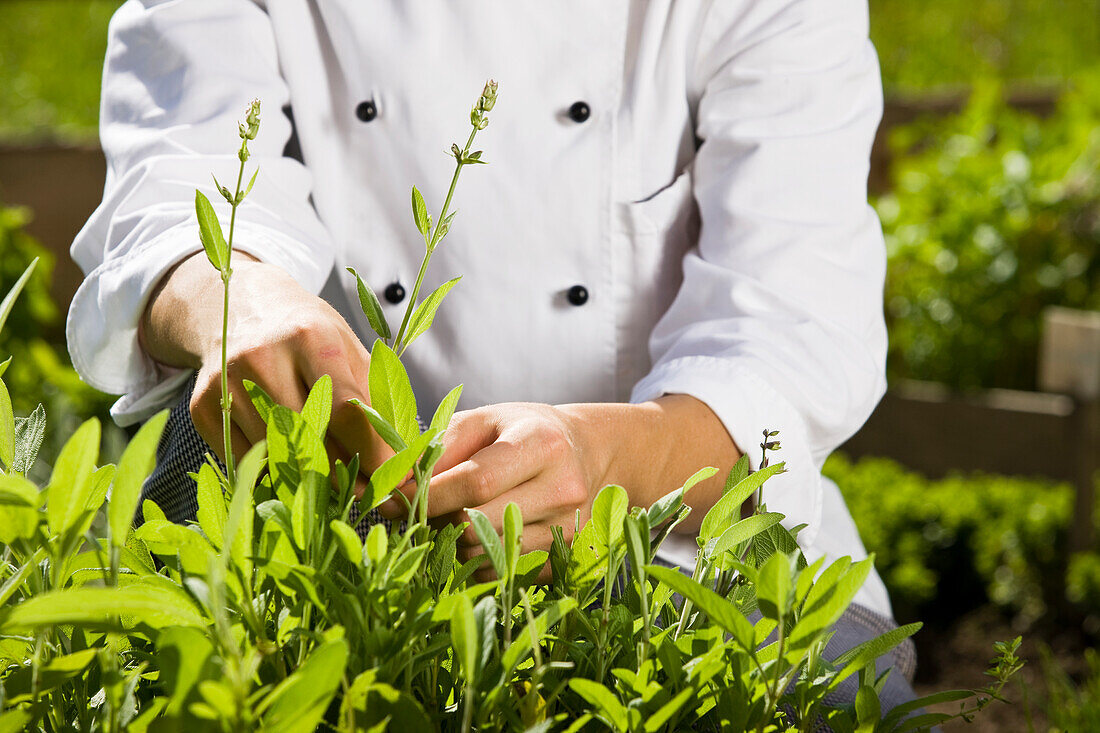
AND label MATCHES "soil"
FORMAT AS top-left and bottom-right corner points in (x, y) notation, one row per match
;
(911, 606), (1092, 732)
